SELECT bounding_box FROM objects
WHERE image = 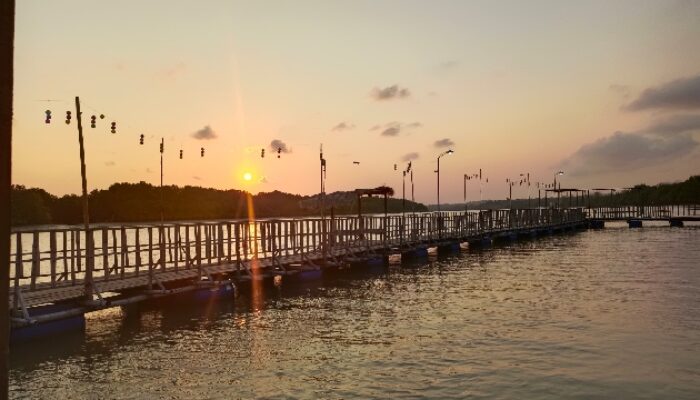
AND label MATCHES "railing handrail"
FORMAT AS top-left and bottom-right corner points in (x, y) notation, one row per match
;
(9, 208), (588, 307)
